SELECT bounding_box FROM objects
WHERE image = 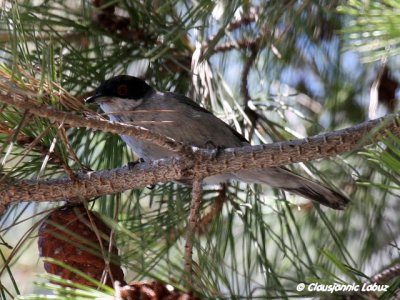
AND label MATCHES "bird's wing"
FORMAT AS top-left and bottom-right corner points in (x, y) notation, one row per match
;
(167, 92), (249, 144)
